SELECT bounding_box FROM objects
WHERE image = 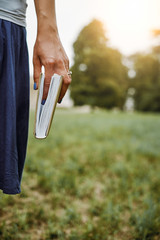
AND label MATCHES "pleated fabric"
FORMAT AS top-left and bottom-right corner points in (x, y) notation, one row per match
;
(0, 19), (30, 194)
